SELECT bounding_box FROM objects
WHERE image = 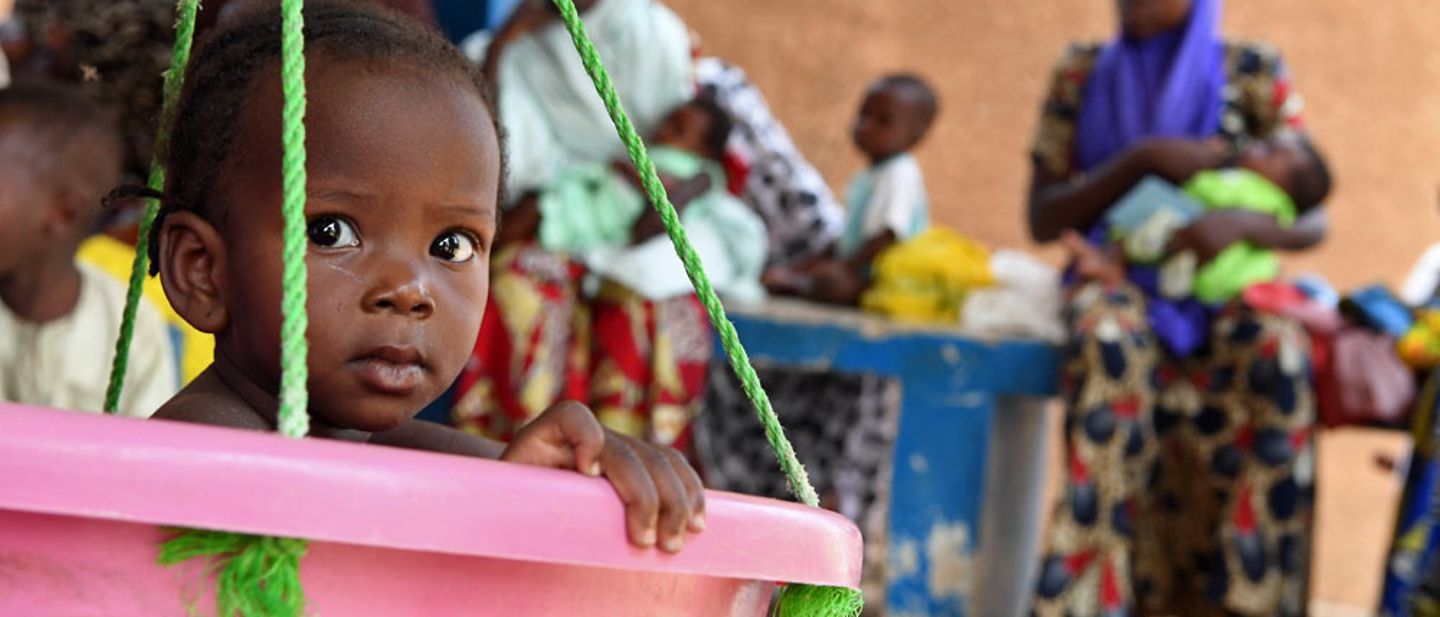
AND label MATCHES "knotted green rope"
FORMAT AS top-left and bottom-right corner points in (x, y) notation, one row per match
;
(158, 529), (308, 617)
(148, 2), (311, 615)
(103, 0), (199, 414)
(548, 1), (860, 614)
(103, 0), (310, 436)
